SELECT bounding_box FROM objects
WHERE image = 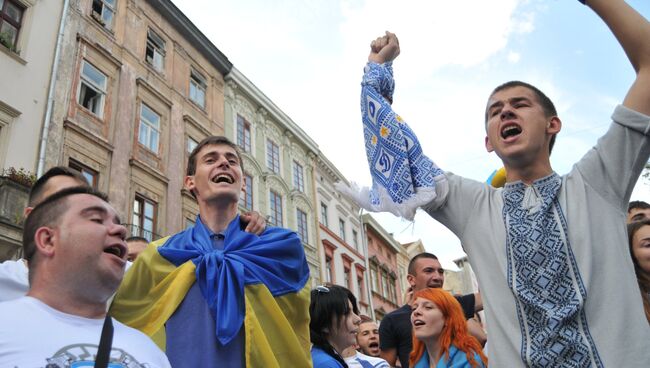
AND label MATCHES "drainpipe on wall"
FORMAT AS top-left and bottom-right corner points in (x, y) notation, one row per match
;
(310, 154), (325, 285)
(360, 209), (376, 321)
(37, 0), (70, 176)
